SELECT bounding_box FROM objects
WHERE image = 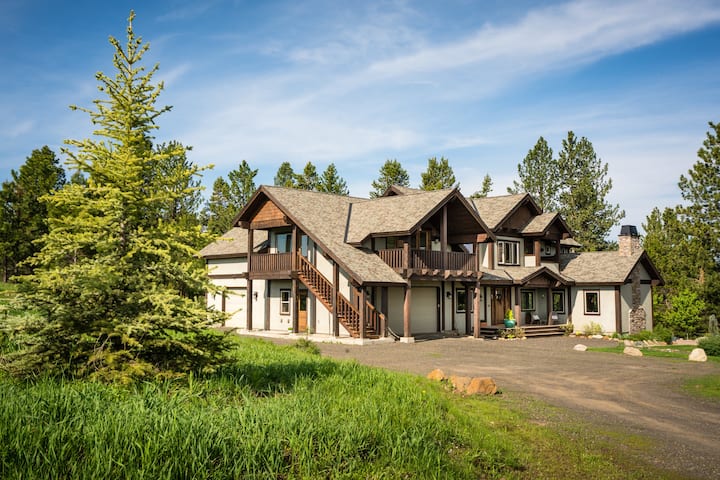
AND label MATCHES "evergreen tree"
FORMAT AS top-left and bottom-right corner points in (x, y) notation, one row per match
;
(678, 121), (720, 310)
(0, 146), (65, 280)
(507, 136), (560, 211)
(470, 174), (493, 199)
(295, 162), (319, 191)
(318, 163), (349, 195)
(420, 156), (457, 191)
(274, 161), (296, 188)
(370, 159), (410, 197)
(153, 141), (203, 227)
(227, 160), (258, 208)
(3, 12), (228, 381)
(557, 132), (624, 251)
(205, 177), (234, 235)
